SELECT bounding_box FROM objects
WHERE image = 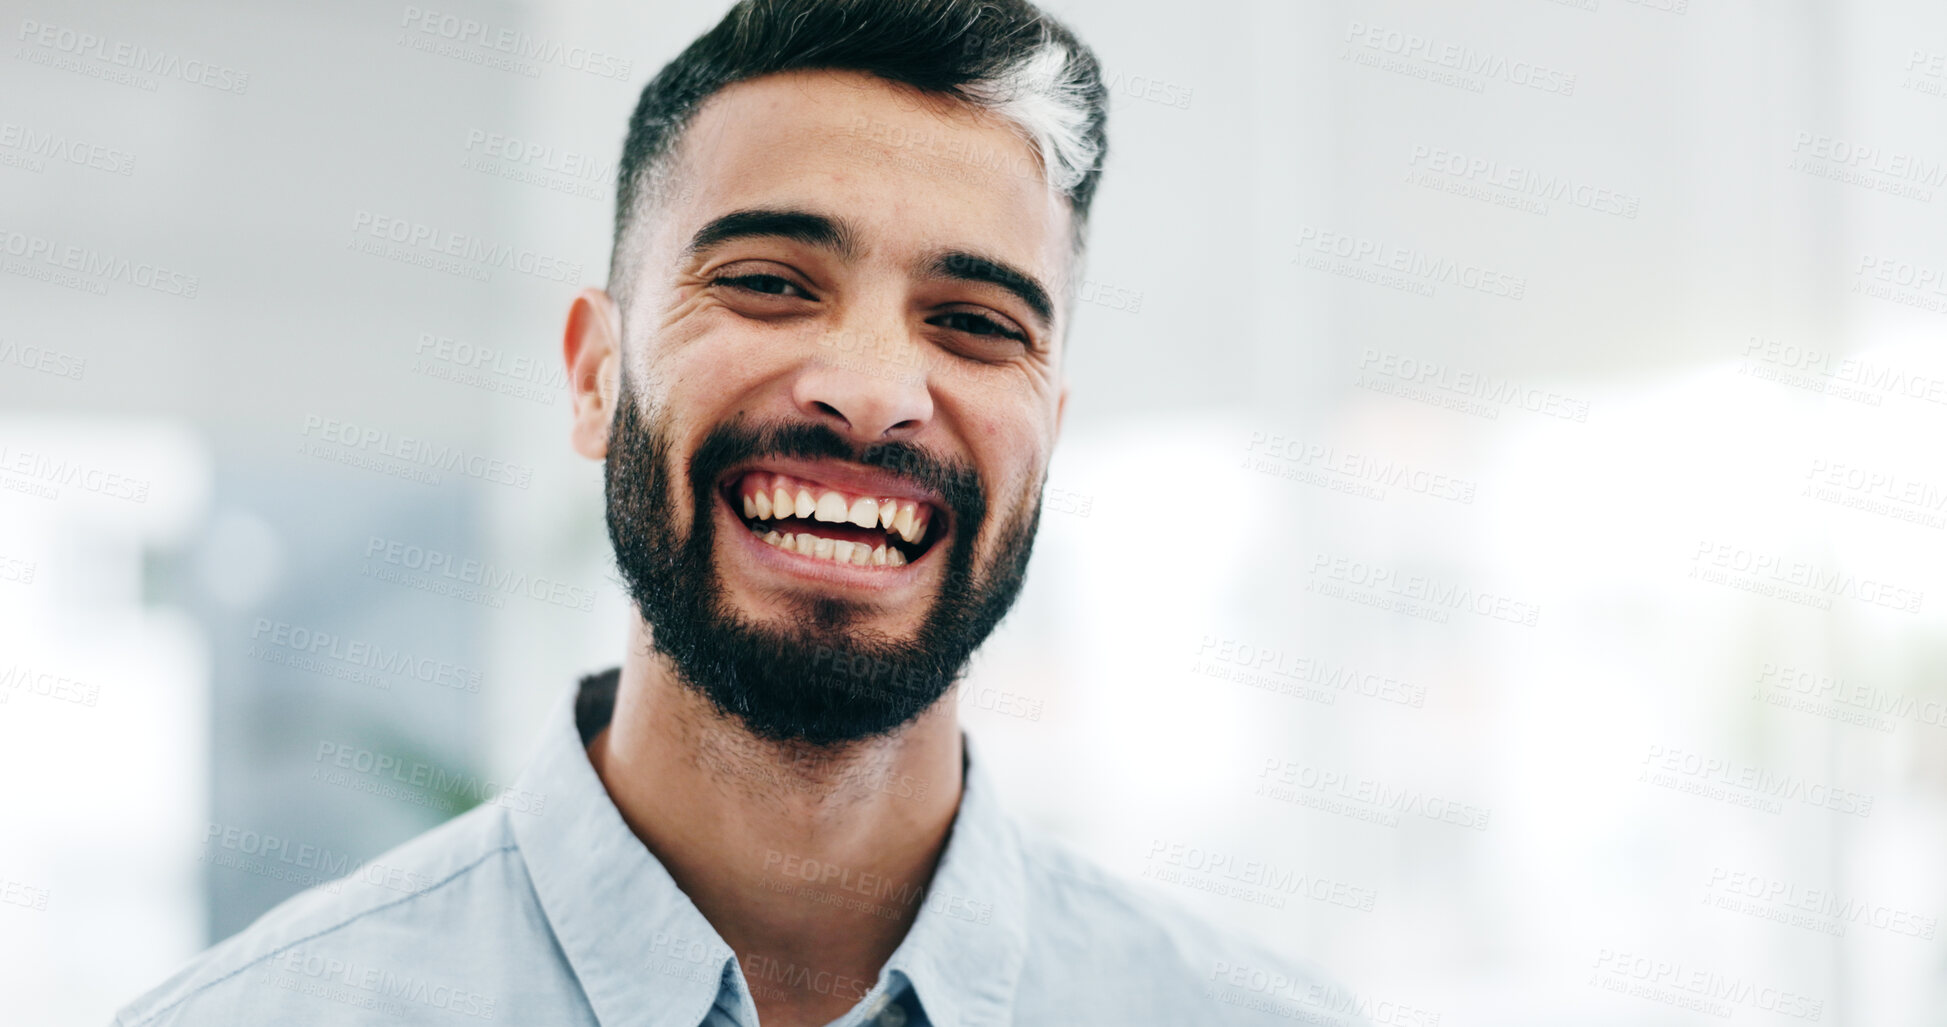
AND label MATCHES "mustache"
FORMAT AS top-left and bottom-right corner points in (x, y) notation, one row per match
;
(687, 417), (988, 530)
